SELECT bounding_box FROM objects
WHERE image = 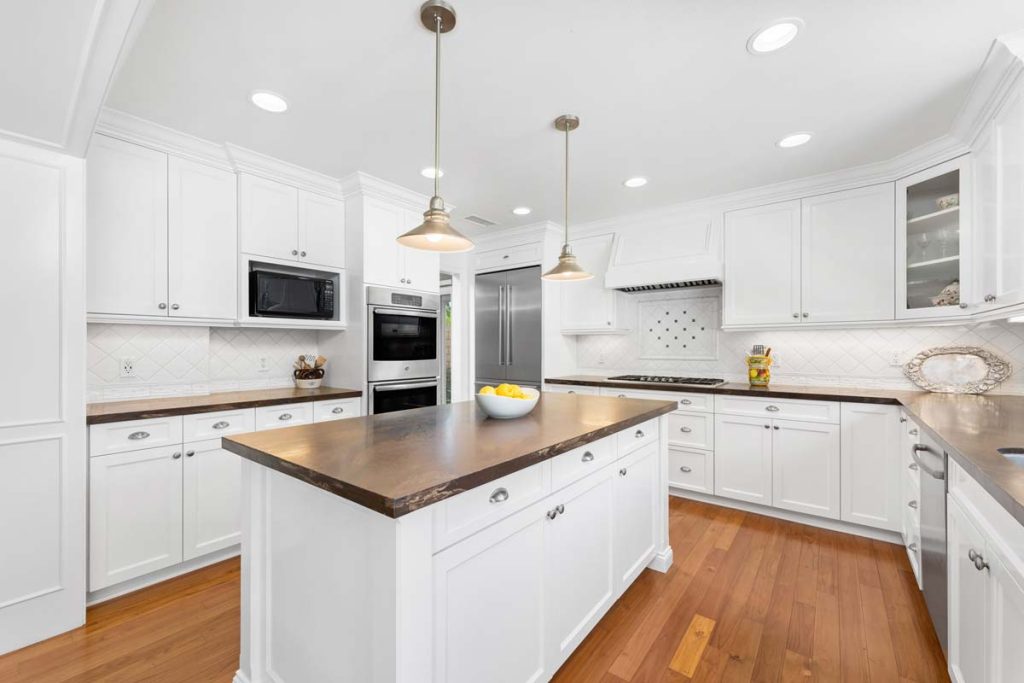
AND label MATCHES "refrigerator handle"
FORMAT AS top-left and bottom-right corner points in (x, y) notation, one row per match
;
(506, 285), (513, 366)
(497, 285), (505, 366)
